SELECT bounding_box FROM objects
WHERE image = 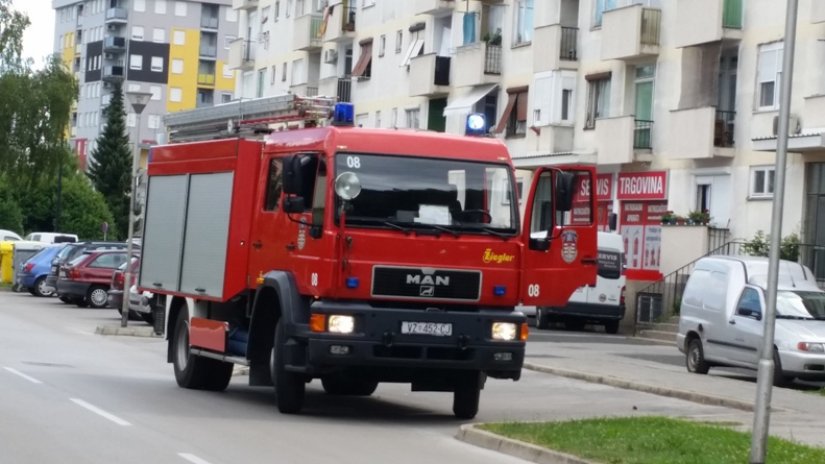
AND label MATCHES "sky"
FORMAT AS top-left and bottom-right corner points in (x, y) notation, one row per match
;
(12, 0), (56, 69)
